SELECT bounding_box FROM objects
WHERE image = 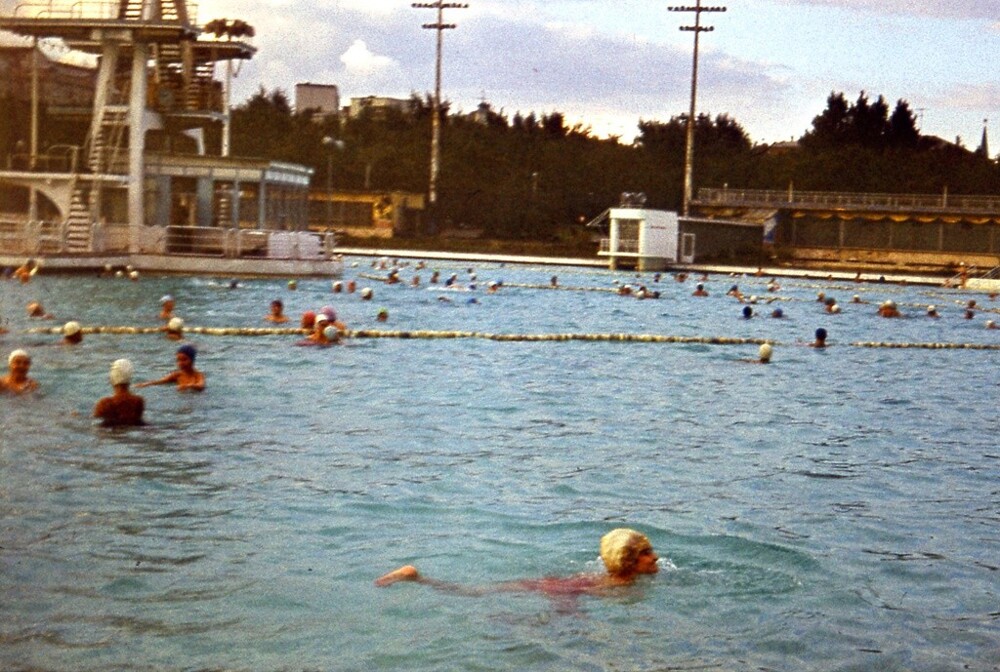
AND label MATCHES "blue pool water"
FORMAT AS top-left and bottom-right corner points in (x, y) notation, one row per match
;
(1, 261), (998, 671)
